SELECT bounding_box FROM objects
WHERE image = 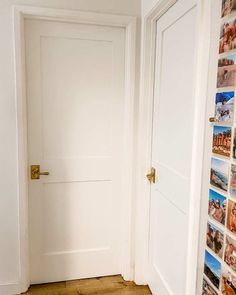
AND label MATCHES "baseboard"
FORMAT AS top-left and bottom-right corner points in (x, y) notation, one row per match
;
(0, 281), (28, 295)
